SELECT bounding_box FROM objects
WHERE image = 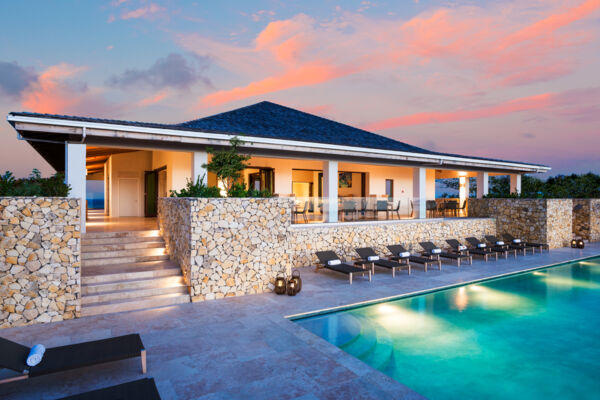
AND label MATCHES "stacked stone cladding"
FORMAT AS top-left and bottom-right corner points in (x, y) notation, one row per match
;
(0, 197), (81, 328)
(573, 199), (600, 242)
